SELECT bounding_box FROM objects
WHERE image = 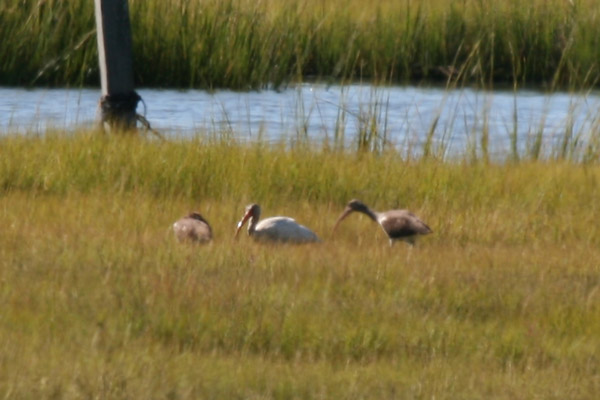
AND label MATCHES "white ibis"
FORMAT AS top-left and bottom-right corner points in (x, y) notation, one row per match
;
(234, 203), (320, 243)
(173, 212), (213, 243)
(333, 199), (432, 246)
